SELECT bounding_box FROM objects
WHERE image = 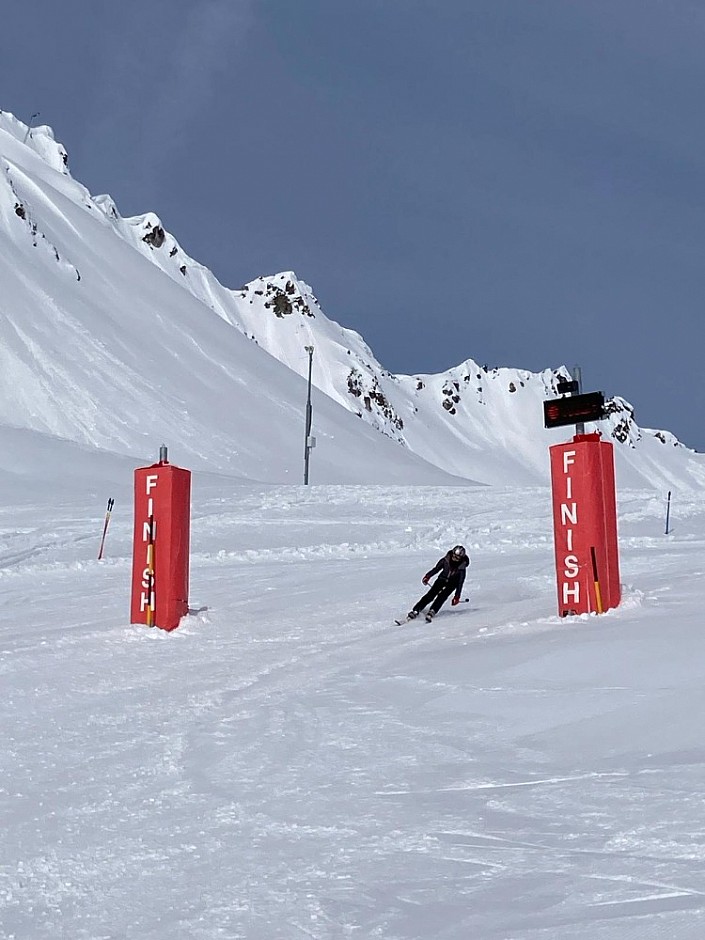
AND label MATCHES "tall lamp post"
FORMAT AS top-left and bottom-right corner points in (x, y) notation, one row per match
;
(303, 345), (315, 485)
(22, 112), (40, 145)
